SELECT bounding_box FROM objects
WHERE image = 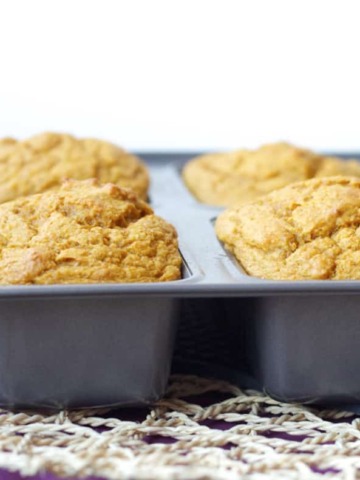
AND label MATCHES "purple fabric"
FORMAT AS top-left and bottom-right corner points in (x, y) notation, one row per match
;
(0, 472), (104, 480)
